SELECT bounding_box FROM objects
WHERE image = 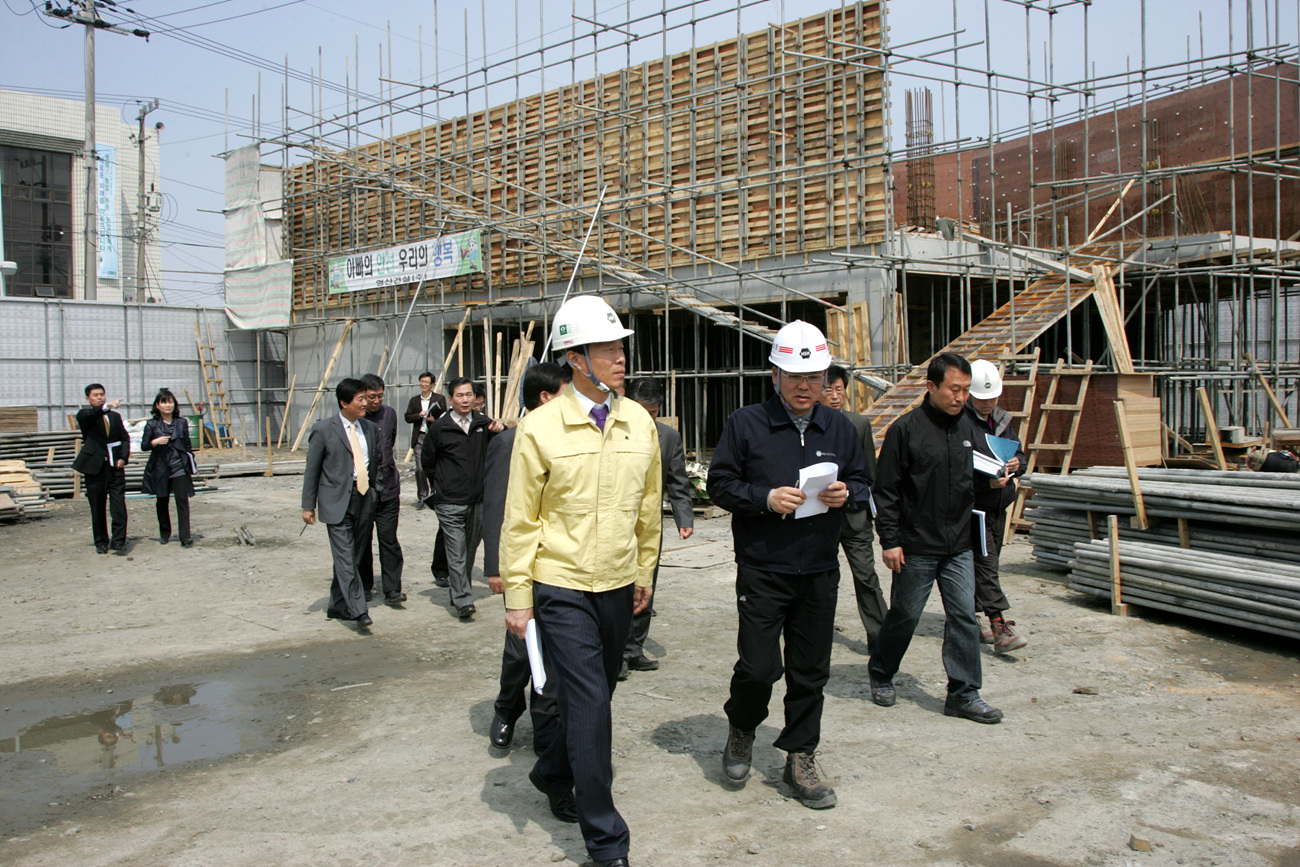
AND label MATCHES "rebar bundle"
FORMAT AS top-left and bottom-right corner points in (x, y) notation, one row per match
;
(1067, 539), (1300, 641)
